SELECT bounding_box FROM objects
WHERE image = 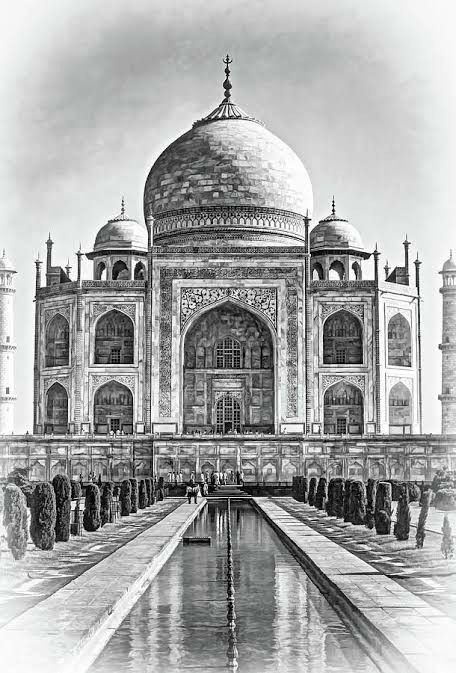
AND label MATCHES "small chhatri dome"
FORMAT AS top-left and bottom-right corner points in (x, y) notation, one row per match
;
(94, 199), (147, 252)
(310, 199), (366, 256)
(0, 249), (16, 272)
(442, 250), (456, 273)
(144, 56), (313, 246)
